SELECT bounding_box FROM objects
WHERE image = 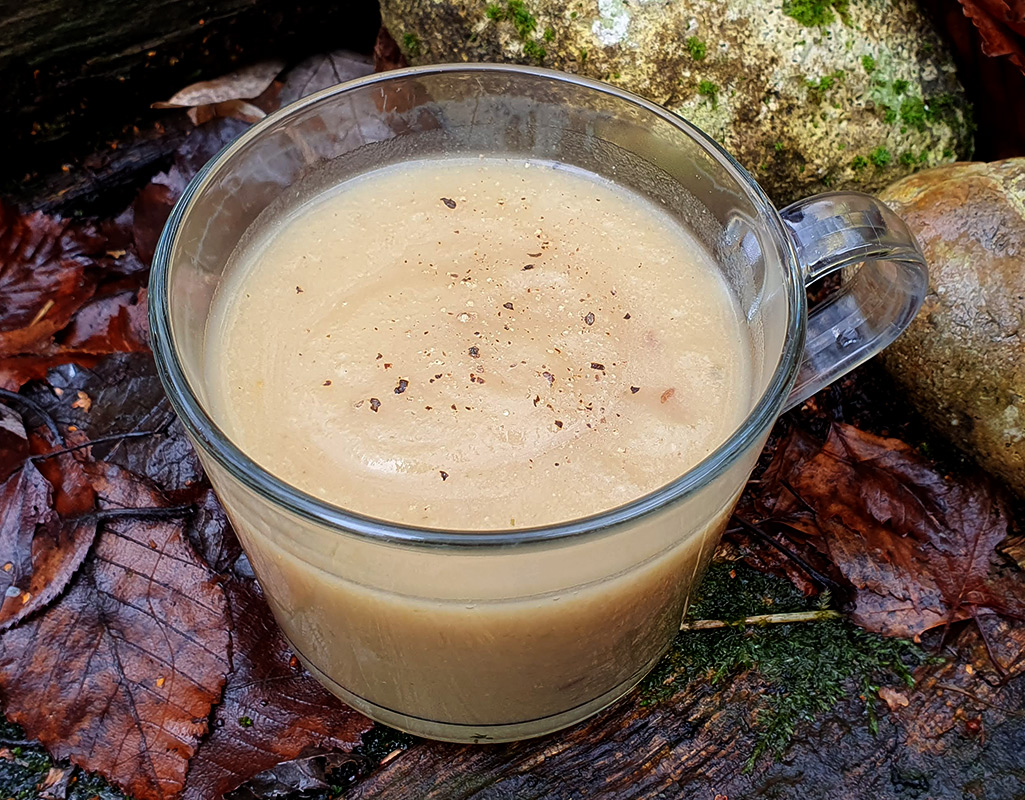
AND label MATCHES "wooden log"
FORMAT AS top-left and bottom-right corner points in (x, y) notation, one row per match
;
(346, 633), (1025, 800)
(0, 0), (381, 201)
